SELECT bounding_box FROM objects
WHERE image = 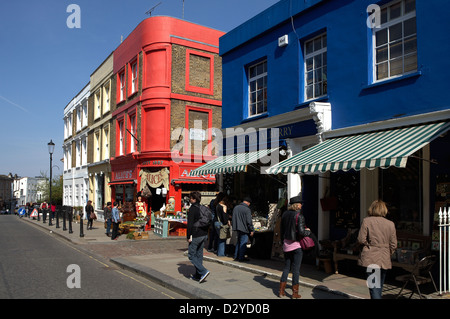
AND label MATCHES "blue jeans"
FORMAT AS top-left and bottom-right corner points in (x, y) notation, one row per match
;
(188, 235), (209, 277)
(234, 231), (249, 261)
(105, 218), (112, 235)
(214, 221), (226, 256)
(366, 267), (387, 299)
(281, 248), (303, 285)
